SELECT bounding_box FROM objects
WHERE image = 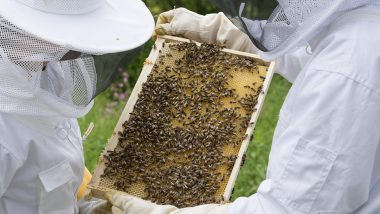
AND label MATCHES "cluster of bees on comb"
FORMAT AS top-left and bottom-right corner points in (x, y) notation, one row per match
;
(102, 40), (267, 208)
